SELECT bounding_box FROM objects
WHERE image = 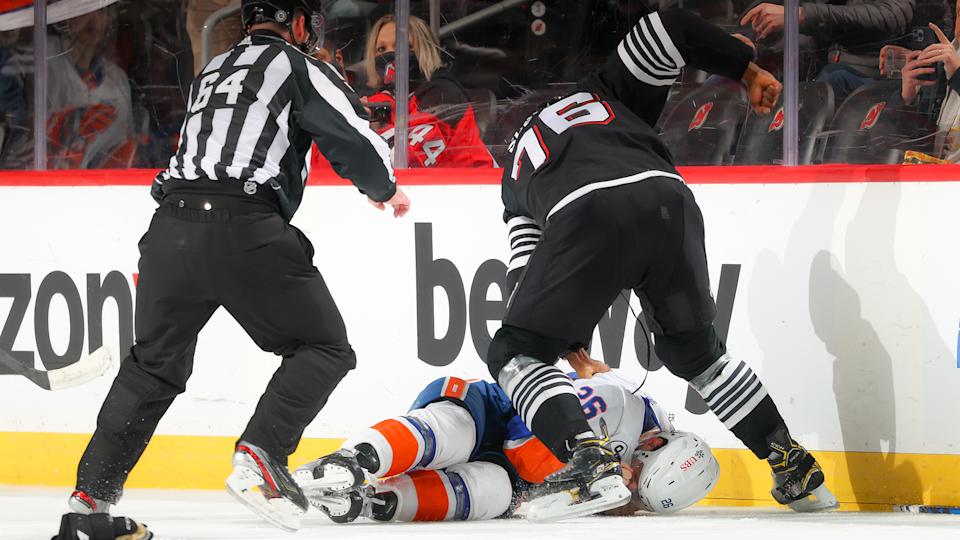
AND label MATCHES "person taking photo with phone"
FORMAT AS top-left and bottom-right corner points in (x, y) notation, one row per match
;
(883, 4), (960, 163)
